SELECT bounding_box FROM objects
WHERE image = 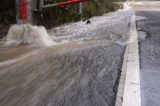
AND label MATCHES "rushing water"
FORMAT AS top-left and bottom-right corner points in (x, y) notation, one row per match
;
(5, 24), (55, 47)
(0, 6), (132, 106)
